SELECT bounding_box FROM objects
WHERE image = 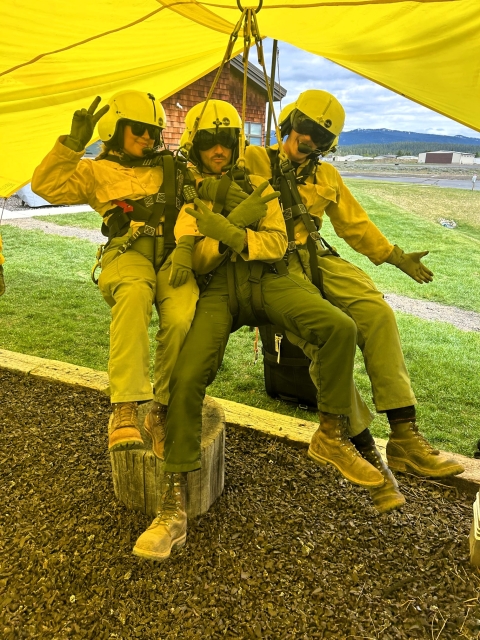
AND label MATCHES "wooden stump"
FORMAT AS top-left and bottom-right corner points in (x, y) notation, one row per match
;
(110, 396), (225, 519)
